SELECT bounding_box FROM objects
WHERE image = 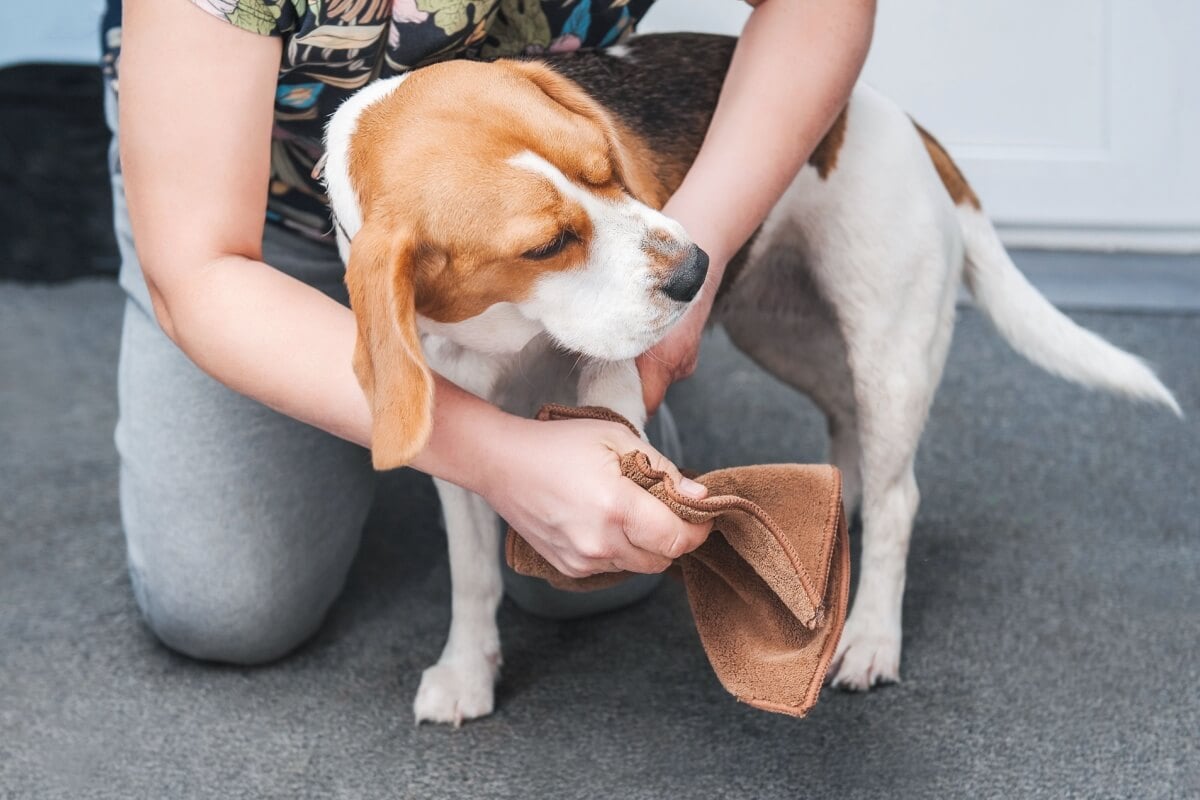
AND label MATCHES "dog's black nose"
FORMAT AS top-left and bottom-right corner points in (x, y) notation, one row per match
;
(660, 245), (709, 303)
